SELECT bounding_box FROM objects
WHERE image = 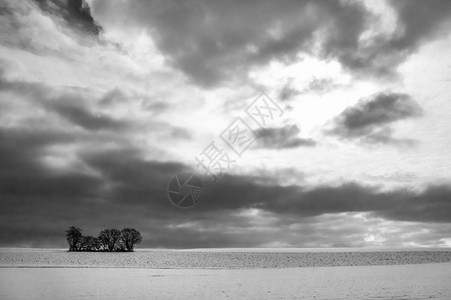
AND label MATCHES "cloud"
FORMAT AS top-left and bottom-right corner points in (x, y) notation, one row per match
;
(2, 138), (451, 248)
(91, 0), (451, 87)
(0, 71), (194, 139)
(253, 125), (316, 149)
(48, 99), (130, 131)
(0, 73), (448, 248)
(0, 0), (103, 59)
(0, 123), (189, 247)
(200, 176), (451, 224)
(0, 75), (130, 133)
(1, 70), (447, 248)
(326, 92), (422, 144)
(33, 0), (102, 36)
(279, 81), (300, 102)
(321, 0), (451, 78)
(301, 77), (340, 95)
(91, 0), (367, 87)
(1, 0), (451, 249)
(0, 126), (103, 200)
